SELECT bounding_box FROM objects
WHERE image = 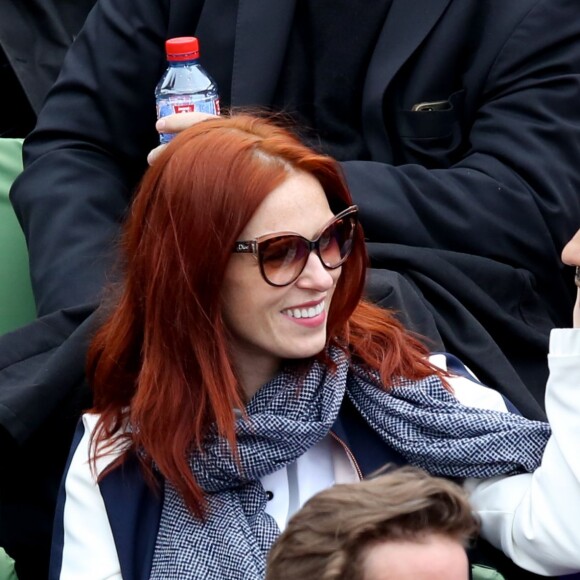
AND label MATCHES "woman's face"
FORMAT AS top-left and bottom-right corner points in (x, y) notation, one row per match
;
(222, 170), (341, 387)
